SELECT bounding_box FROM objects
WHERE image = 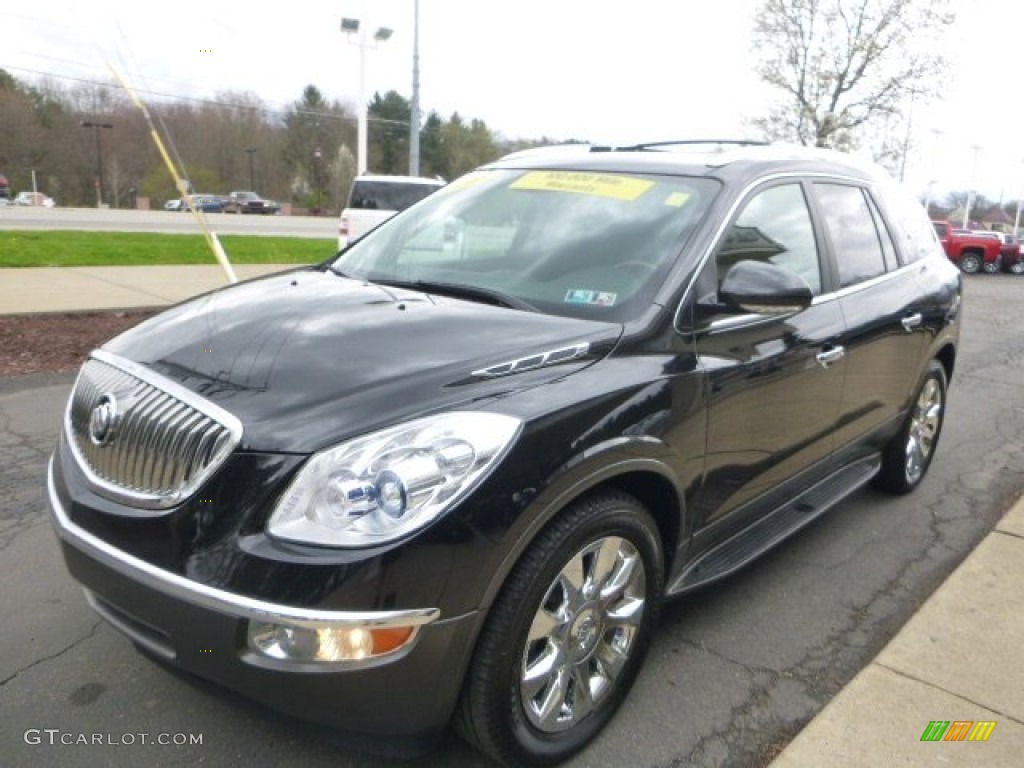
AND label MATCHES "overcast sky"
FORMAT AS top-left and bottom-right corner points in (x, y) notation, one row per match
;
(2, 0), (1022, 203)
